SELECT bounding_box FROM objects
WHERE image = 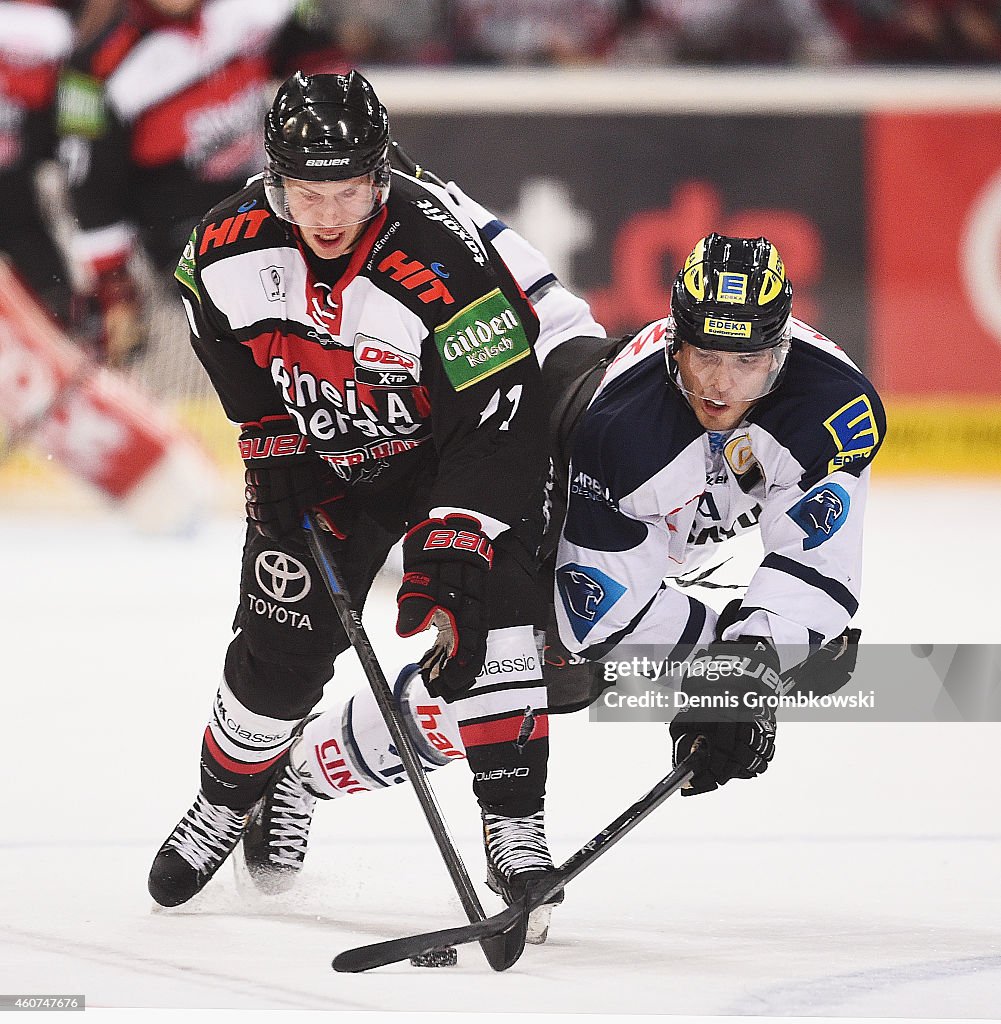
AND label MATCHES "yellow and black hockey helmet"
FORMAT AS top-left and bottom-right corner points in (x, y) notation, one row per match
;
(670, 234), (793, 353)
